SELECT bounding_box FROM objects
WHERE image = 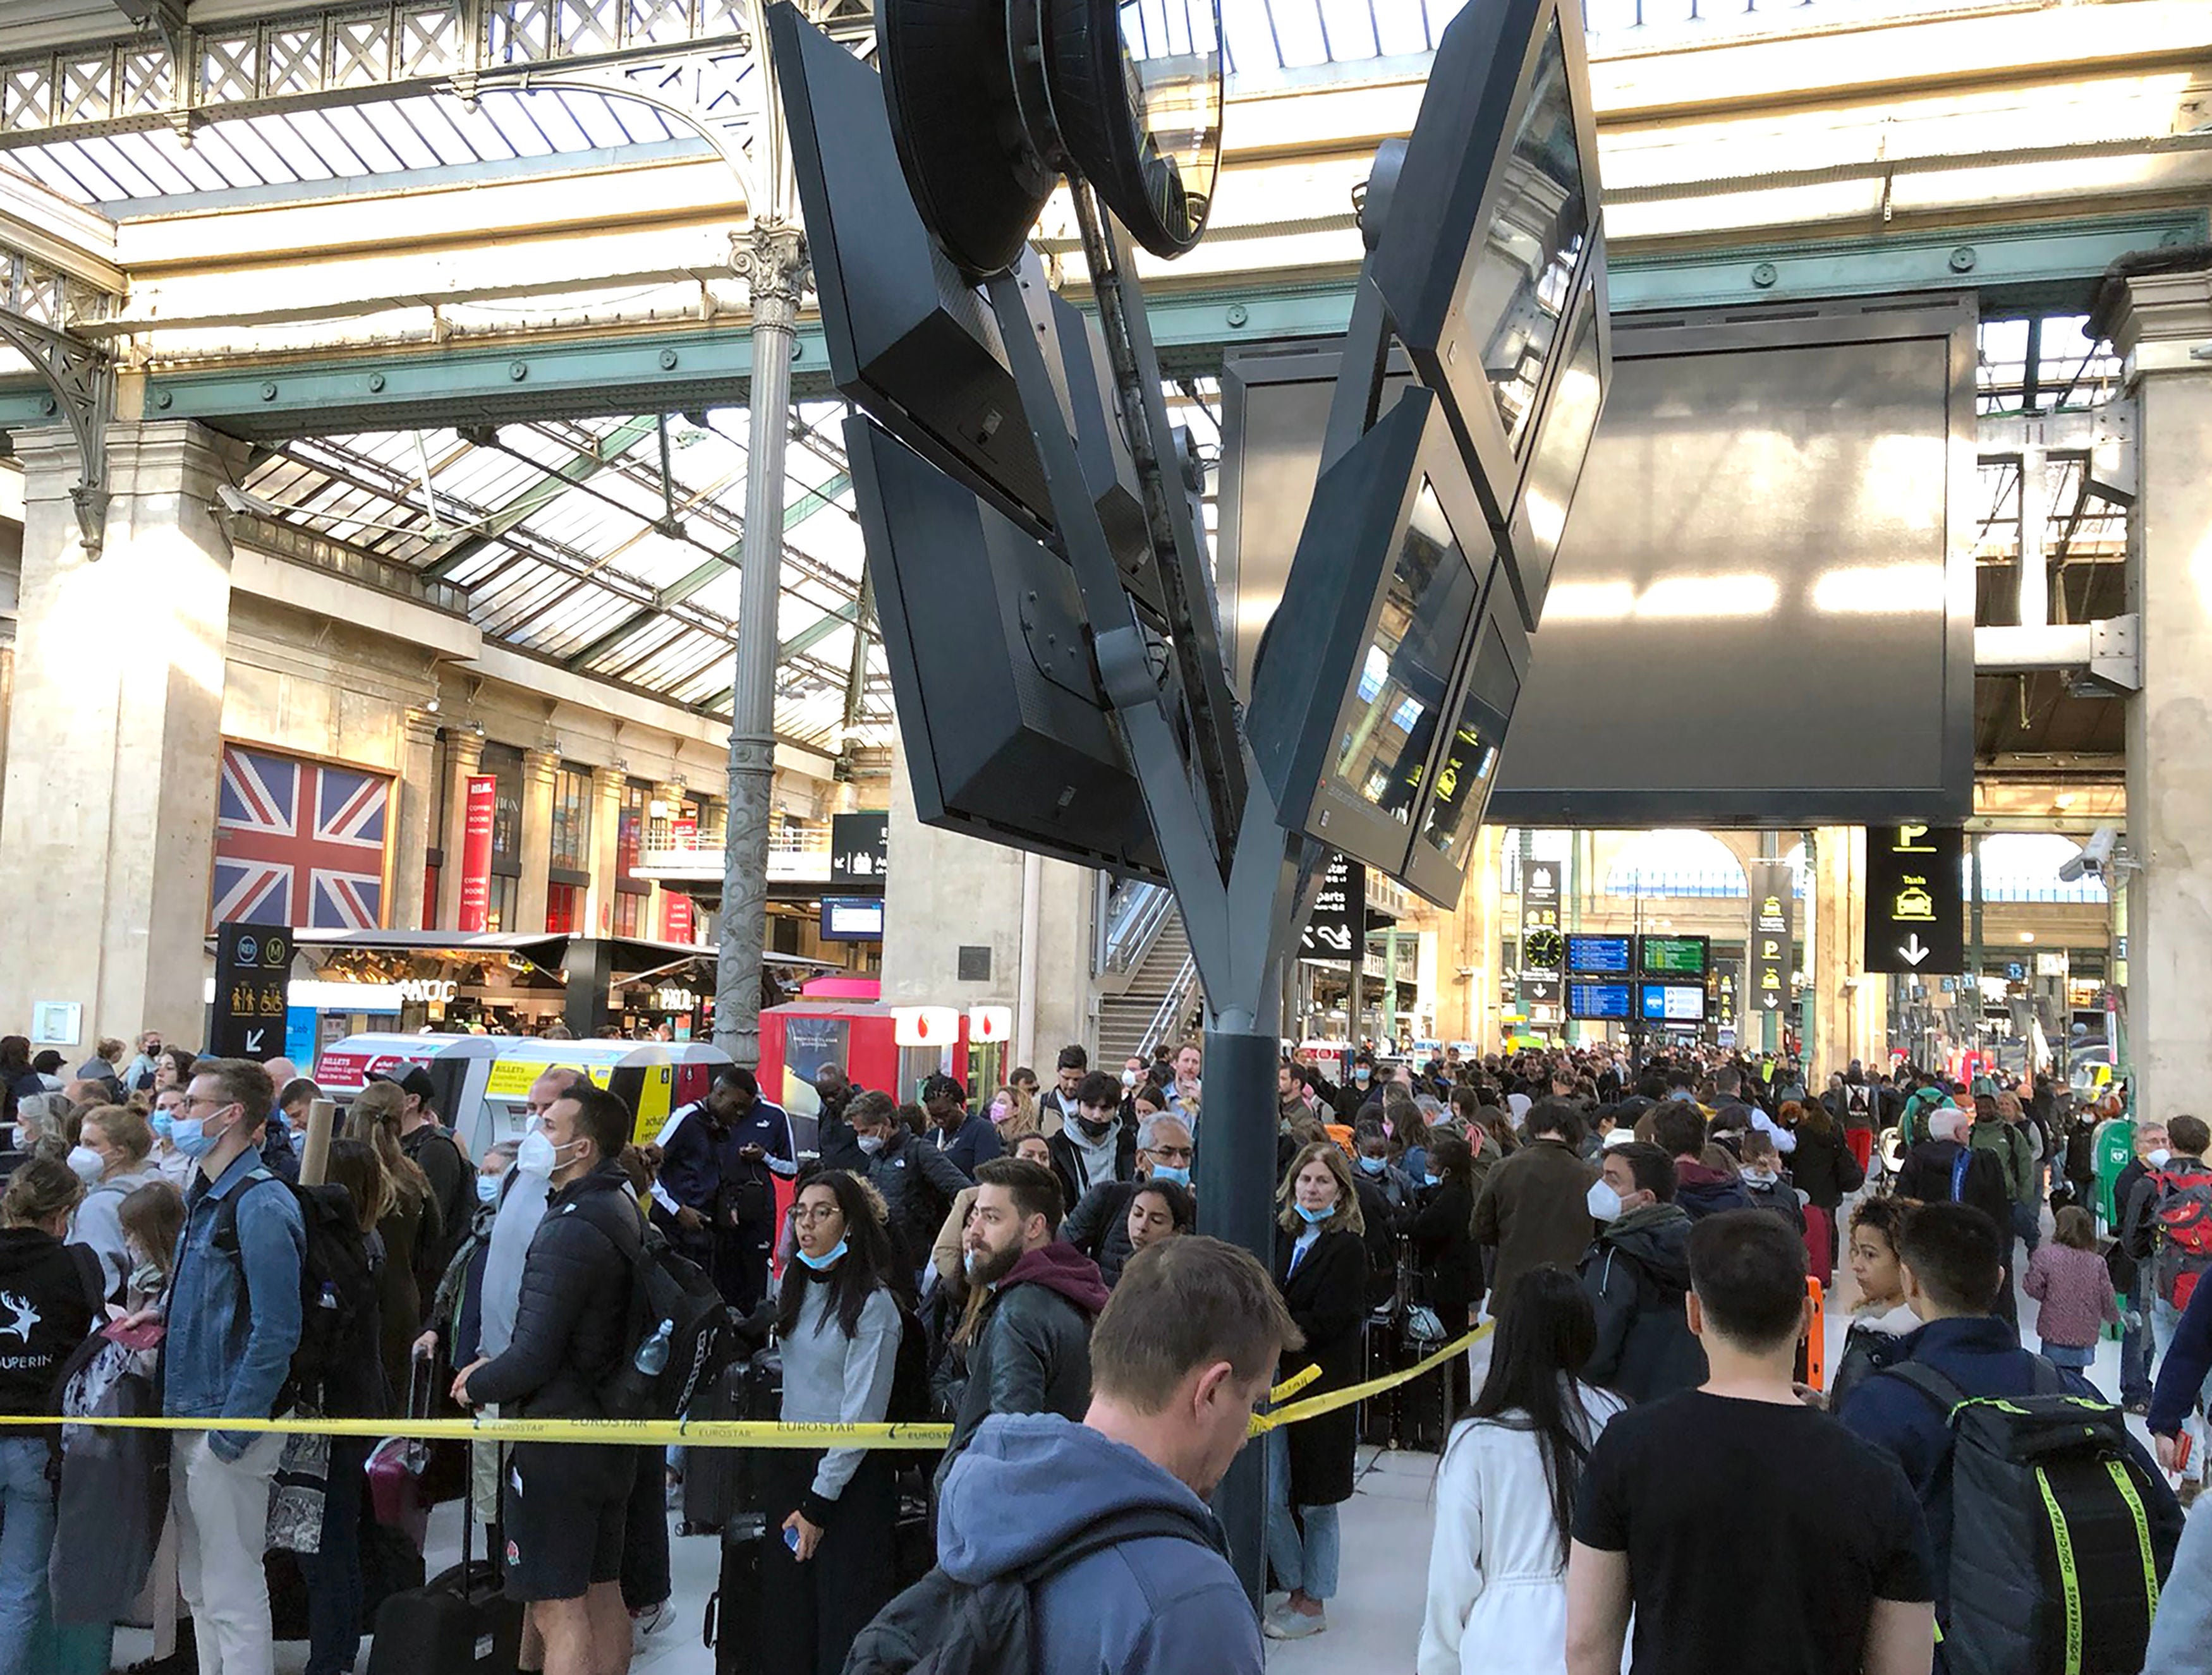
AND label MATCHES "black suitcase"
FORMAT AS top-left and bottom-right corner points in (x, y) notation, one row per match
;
(1358, 1312), (1399, 1449)
(1397, 1349), (1452, 1454)
(703, 1515), (766, 1675)
(365, 1487), (522, 1674)
(684, 1346), (782, 1533)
